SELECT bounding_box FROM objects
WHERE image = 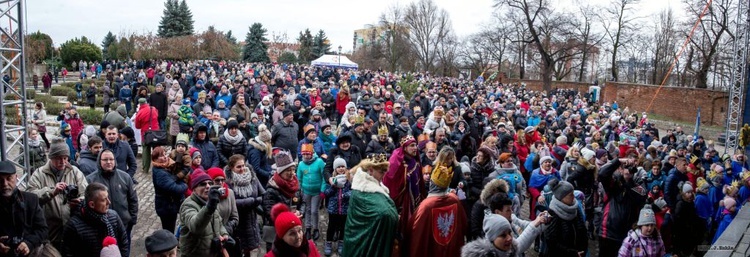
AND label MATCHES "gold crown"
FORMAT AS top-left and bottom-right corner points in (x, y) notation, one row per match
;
(707, 169), (720, 179)
(690, 155), (700, 165)
(378, 125), (389, 136)
(742, 171), (750, 181)
(354, 115), (365, 125)
(431, 165), (454, 188)
(400, 135), (416, 146)
(367, 153), (388, 163)
(731, 180), (741, 189)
